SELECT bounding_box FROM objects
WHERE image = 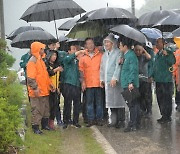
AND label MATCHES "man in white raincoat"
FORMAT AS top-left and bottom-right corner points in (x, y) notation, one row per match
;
(100, 33), (126, 128)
